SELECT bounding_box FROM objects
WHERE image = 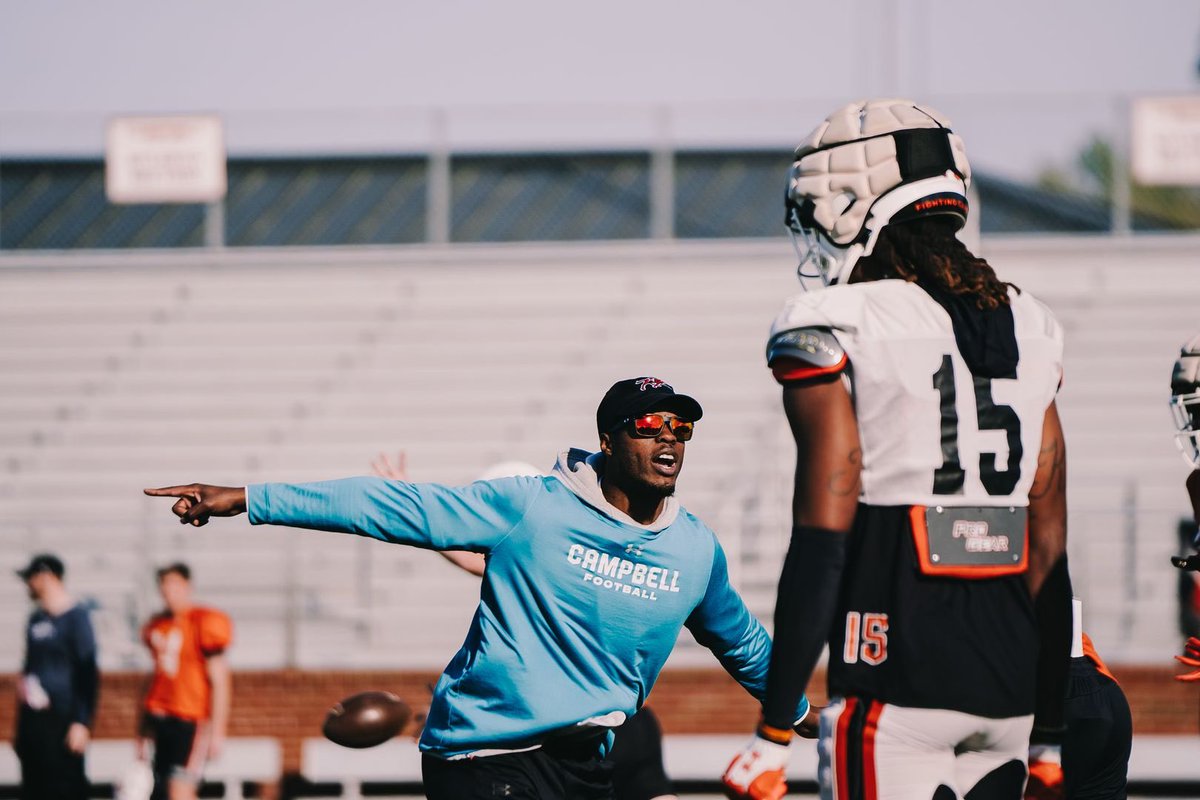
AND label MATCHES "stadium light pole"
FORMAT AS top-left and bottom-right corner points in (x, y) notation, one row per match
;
(204, 200), (225, 249)
(1111, 95), (1133, 236)
(649, 105), (675, 240)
